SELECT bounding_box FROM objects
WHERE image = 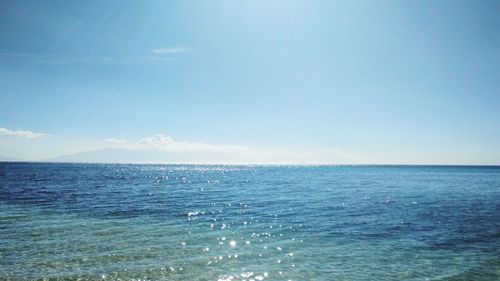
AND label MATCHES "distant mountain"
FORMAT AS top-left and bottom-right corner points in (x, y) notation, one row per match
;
(0, 155), (19, 162)
(45, 148), (247, 164)
(45, 147), (350, 165)
(46, 149), (171, 164)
